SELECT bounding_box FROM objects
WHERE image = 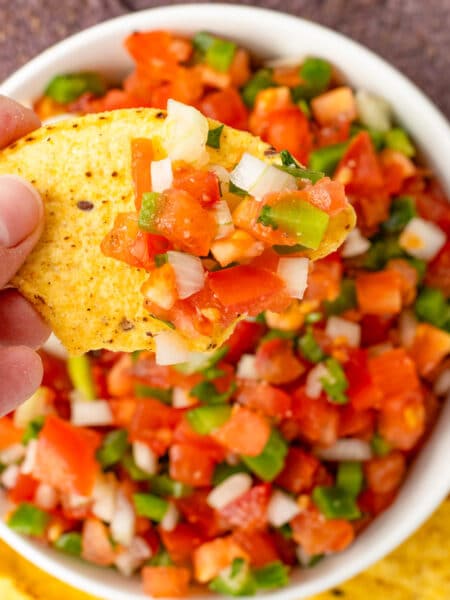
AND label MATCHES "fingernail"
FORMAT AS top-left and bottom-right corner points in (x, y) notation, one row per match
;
(0, 175), (43, 247)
